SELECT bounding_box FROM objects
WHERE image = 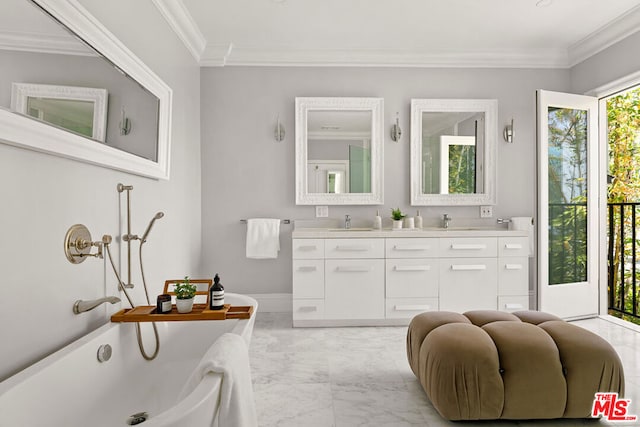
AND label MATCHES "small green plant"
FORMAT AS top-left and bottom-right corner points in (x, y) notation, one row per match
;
(174, 276), (196, 300)
(391, 208), (405, 221)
